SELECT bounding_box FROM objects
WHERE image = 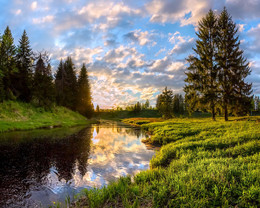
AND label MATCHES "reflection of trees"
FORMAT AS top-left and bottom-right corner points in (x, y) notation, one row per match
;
(96, 125), (100, 134)
(125, 128), (143, 138)
(116, 127), (122, 134)
(0, 127), (92, 207)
